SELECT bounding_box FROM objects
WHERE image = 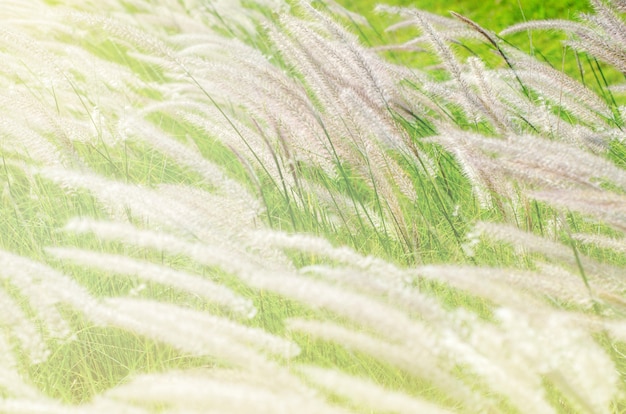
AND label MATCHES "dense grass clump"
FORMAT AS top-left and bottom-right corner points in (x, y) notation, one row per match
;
(1, 0), (626, 413)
